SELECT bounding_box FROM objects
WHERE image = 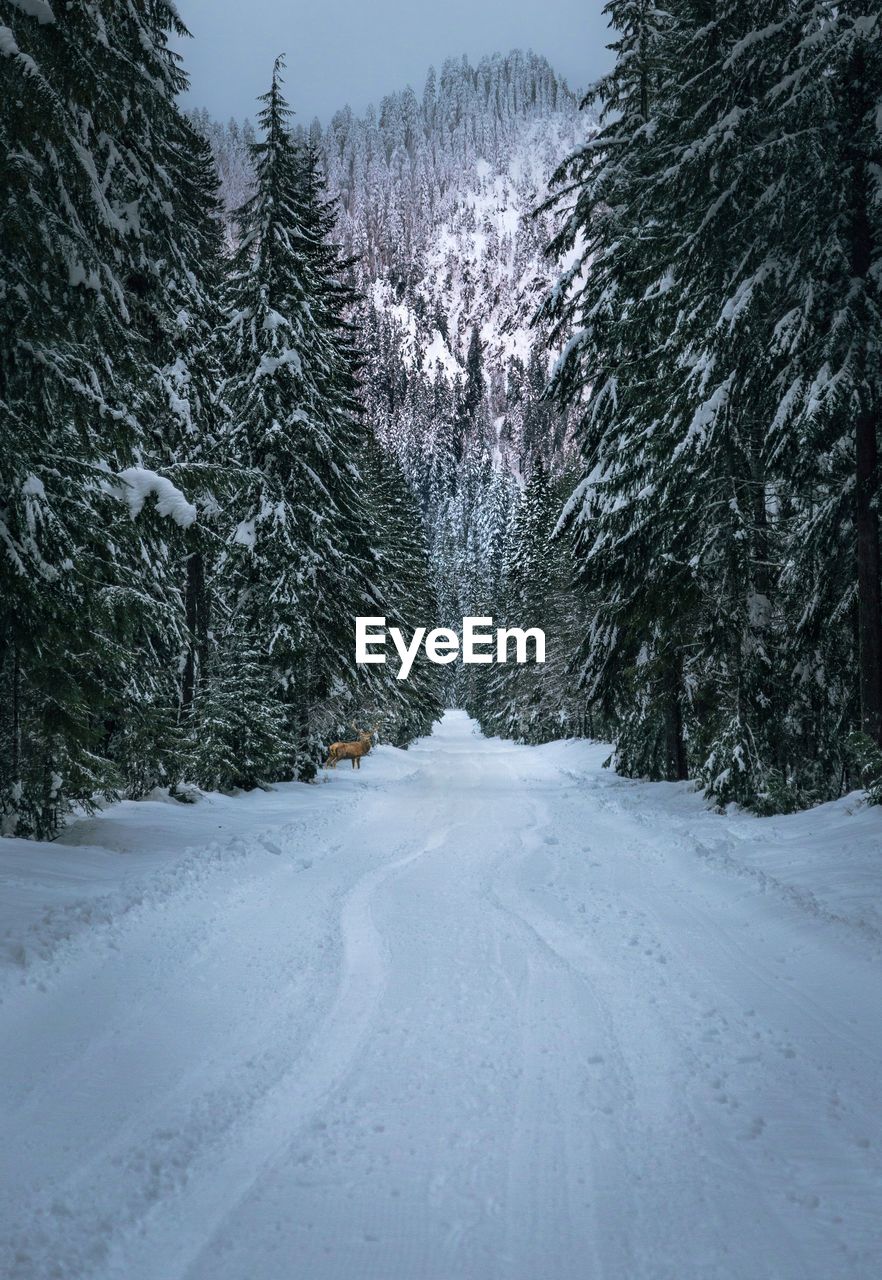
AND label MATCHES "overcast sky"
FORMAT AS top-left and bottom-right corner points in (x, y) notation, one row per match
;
(174, 0), (614, 125)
